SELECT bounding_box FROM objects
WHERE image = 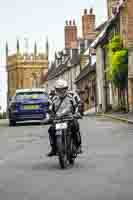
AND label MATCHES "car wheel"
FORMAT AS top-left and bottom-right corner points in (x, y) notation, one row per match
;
(9, 119), (16, 126)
